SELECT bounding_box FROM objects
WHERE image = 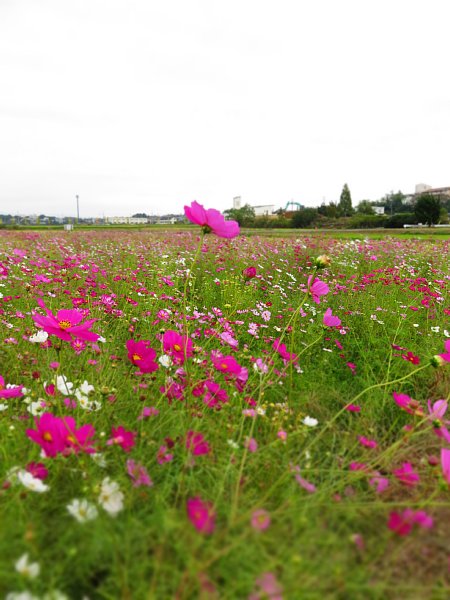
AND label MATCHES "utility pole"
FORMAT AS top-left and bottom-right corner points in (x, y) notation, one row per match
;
(76, 195), (79, 223)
